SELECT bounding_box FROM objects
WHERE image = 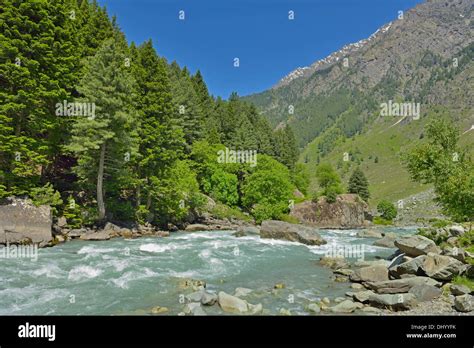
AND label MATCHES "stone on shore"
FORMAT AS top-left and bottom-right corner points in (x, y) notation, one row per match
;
(319, 256), (349, 270)
(183, 302), (207, 316)
(349, 265), (389, 283)
(218, 291), (262, 314)
(353, 290), (375, 303)
(420, 253), (465, 281)
(307, 303), (321, 313)
(450, 284), (471, 296)
(330, 300), (363, 313)
(394, 235), (440, 257)
(260, 220), (326, 246)
(201, 291), (218, 306)
(185, 224), (209, 232)
(79, 230), (111, 241)
(364, 277), (440, 294)
(389, 255), (426, 278)
(368, 293), (417, 310)
(454, 294), (473, 312)
(408, 284), (442, 302)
